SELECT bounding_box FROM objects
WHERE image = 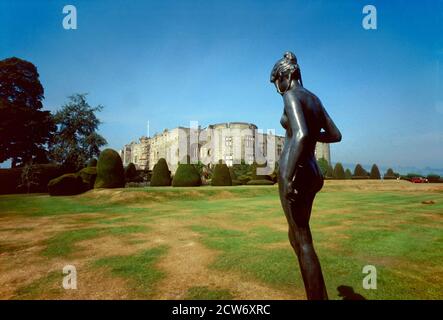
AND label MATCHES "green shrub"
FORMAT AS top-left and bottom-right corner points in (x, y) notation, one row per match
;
(77, 166), (97, 190)
(370, 164), (381, 179)
(231, 179), (242, 186)
(125, 163), (138, 182)
(333, 163), (346, 179)
(384, 168), (398, 179)
(232, 161), (252, 178)
(325, 164), (334, 179)
(353, 164), (368, 177)
(150, 158), (171, 186)
(316, 157), (329, 176)
(172, 164), (202, 187)
(211, 163), (232, 186)
(237, 174), (251, 185)
(229, 166), (237, 181)
(48, 174), (85, 196)
(94, 149), (125, 189)
(345, 168), (352, 180)
(246, 179), (275, 185)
